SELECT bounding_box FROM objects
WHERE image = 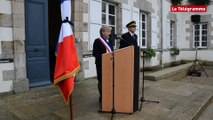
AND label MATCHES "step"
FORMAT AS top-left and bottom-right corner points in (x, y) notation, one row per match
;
(145, 62), (193, 81)
(193, 95), (213, 120)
